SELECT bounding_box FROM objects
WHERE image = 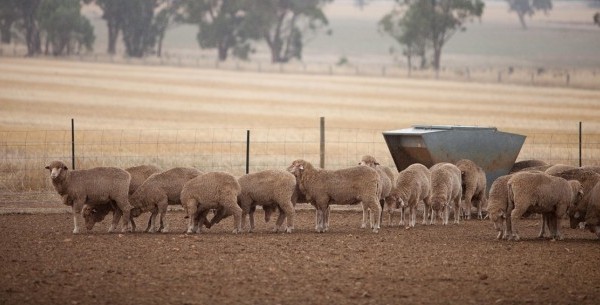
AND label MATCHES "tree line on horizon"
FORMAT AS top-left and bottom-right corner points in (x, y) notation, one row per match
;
(0, 0), (567, 72)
